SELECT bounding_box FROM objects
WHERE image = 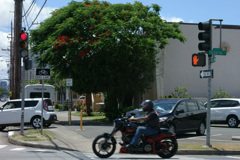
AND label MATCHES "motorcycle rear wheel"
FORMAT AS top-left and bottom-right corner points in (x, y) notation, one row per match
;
(92, 134), (116, 158)
(157, 137), (178, 158)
